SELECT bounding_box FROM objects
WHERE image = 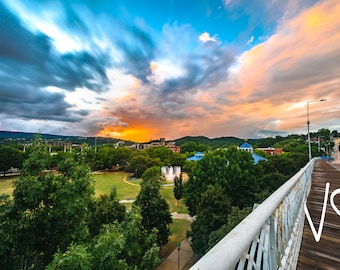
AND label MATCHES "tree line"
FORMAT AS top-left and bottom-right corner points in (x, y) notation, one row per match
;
(0, 129), (337, 266)
(0, 136), (171, 269)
